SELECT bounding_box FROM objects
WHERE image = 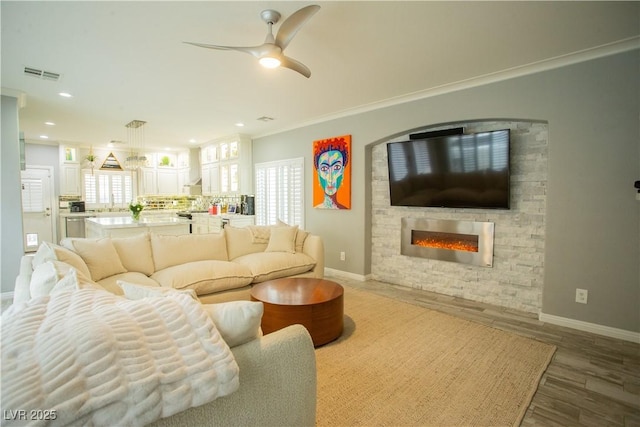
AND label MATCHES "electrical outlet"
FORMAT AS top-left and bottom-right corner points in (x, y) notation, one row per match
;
(340, 251), (346, 261)
(575, 288), (588, 304)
